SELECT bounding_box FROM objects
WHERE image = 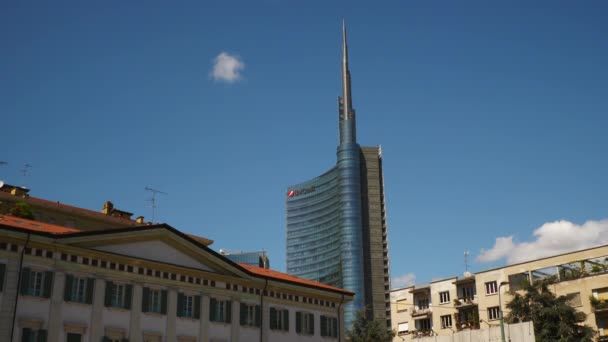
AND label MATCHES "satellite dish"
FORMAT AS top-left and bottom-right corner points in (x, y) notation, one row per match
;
(0, 180), (4, 189)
